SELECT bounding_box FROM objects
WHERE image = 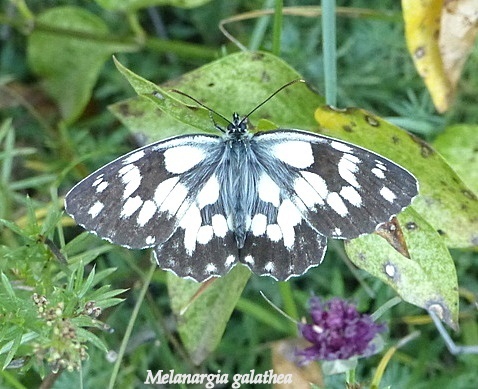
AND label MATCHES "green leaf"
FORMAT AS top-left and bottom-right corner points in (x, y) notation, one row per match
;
(314, 107), (478, 248)
(2, 331), (23, 370)
(75, 327), (108, 353)
(95, 0), (212, 11)
(77, 265), (96, 298)
(110, 51), (325, 141)
(112, 56), (213, 134)
(27, 6), (134, 124)
(0, 272), (15, 299)
(433, 124), (478, 194)
(345, 207), (459, 328)
(167, 265), (251, 364)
